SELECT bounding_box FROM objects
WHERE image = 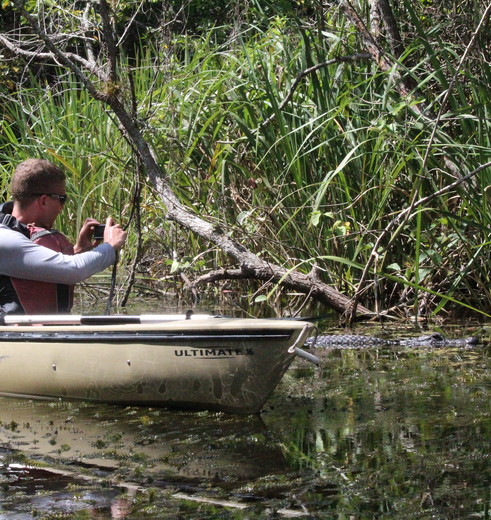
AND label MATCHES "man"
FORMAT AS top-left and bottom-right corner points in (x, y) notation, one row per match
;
(0, 158), (127, 314)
